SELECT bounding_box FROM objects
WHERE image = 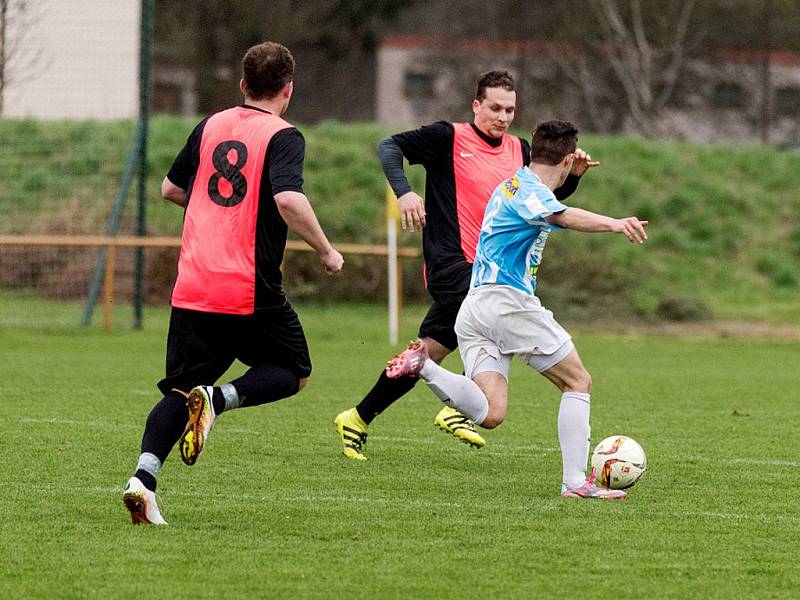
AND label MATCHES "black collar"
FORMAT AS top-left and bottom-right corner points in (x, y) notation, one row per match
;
(240, 104), (273, 115)
(470, 122), (503, 147)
